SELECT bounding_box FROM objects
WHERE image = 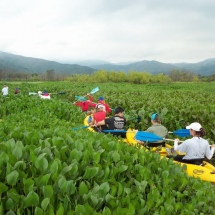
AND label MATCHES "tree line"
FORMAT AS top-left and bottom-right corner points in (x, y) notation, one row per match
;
(0, 68), (214, 83)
